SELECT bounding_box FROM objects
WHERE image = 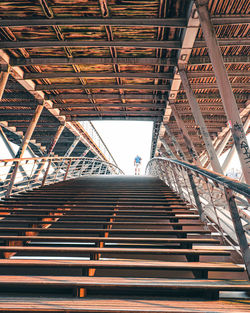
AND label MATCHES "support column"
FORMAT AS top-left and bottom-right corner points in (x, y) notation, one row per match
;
(169, 102), (202, 166)
(222, 117), (250, 174)
(179, 69), (223, 174)
(0, 65), (10, 101)
(195, 0), (250, 184)
(5, 102), (45, 197)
